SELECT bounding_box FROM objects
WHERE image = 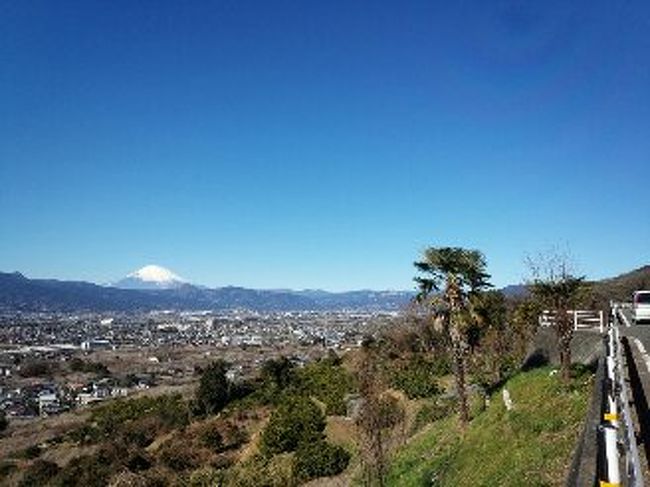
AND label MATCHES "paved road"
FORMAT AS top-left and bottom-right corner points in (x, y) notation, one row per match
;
(618, 308), (650, 377)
